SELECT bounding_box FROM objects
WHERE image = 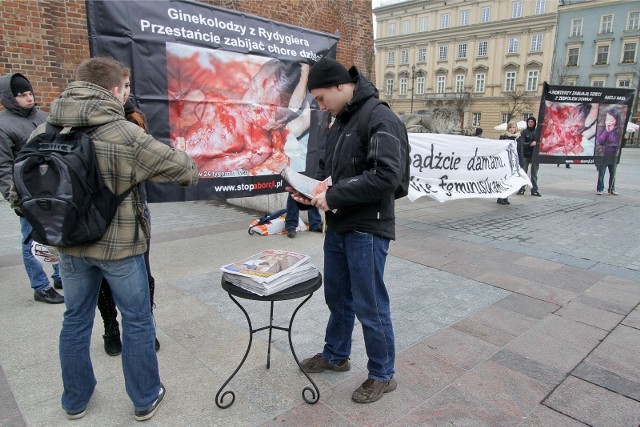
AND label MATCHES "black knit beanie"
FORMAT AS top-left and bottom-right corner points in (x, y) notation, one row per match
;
(307, 57), (353, 91)
(11, 75), (33, 96)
